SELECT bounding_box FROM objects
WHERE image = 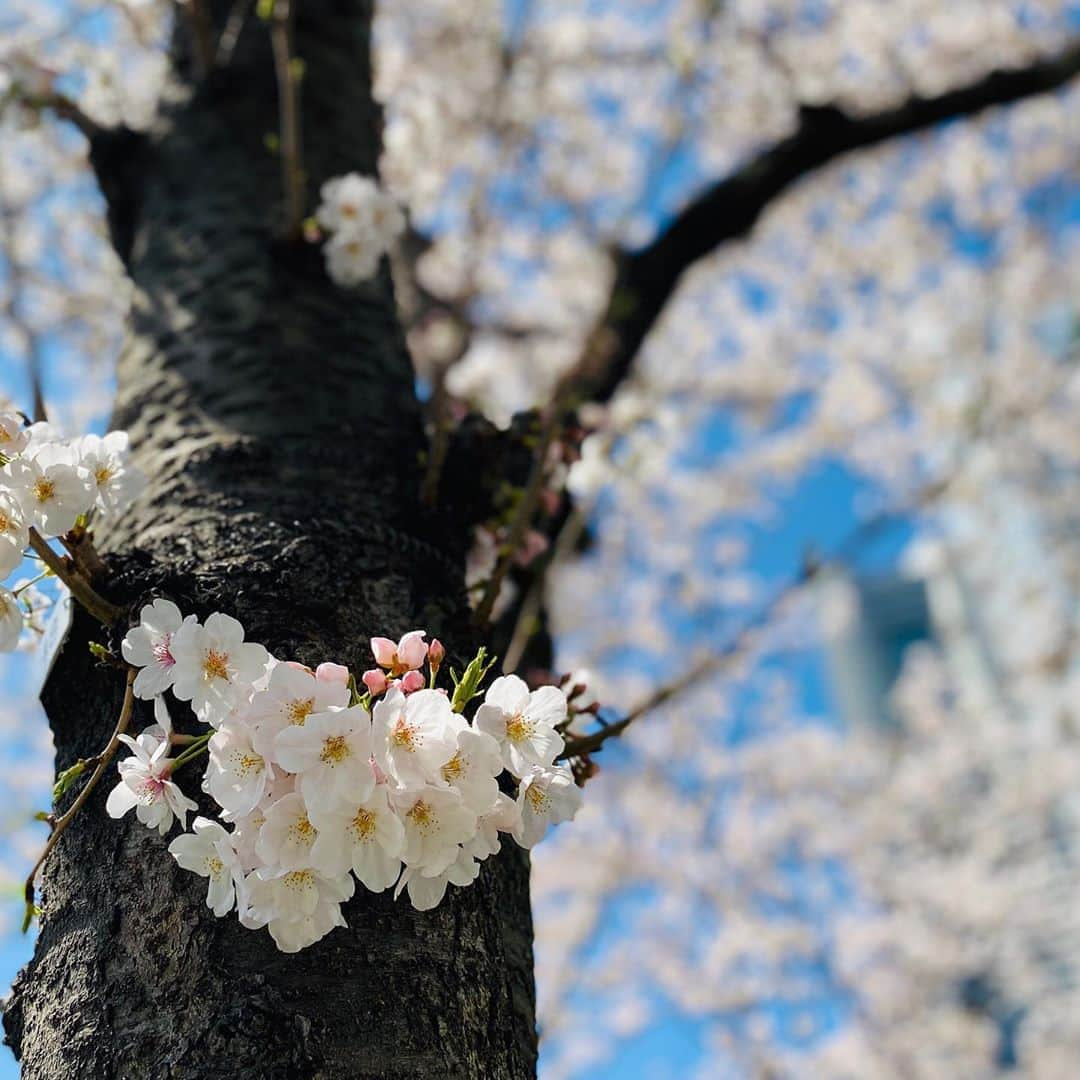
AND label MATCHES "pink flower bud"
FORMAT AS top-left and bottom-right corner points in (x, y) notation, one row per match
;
(400, 669), (425, 694)
(428, 638), (446, 672)
(362, 668), (388, 696)
(315, 661), (350, 686)
(370, 637), (398, 669)
(396, 630), (429, 672)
